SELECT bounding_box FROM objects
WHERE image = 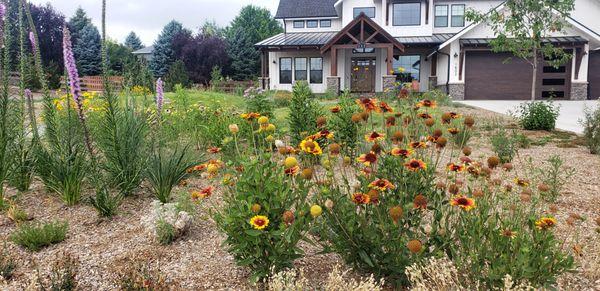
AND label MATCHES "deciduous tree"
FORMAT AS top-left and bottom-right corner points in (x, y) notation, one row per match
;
(467, 0), (575, 100)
